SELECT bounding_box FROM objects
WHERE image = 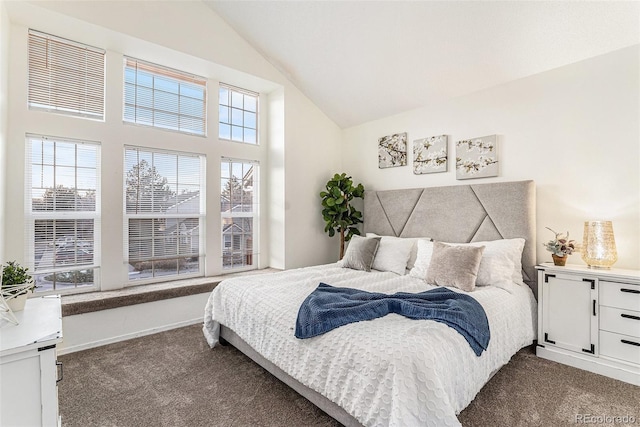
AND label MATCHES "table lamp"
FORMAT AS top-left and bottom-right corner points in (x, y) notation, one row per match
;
(581, 220), (617, 269)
